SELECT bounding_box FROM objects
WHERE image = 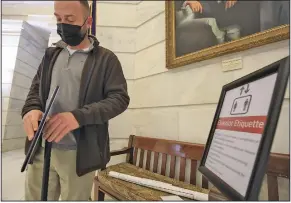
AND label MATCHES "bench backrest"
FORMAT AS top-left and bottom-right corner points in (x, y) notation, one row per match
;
(127, 135), (289, 201)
